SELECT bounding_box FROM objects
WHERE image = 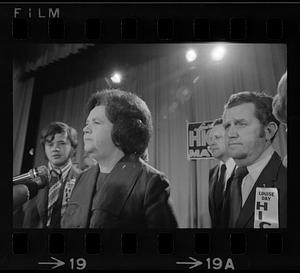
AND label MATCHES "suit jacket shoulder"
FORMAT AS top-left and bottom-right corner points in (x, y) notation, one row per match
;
(22, 163), (82, 228)
(61, 156), (178, 229)
(208, 164), (221, 227)
(236, 151), (287, 228)
(138, 159), (178, 228)
(209, 164), (218, 178)
(69, 165), (82, 178)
